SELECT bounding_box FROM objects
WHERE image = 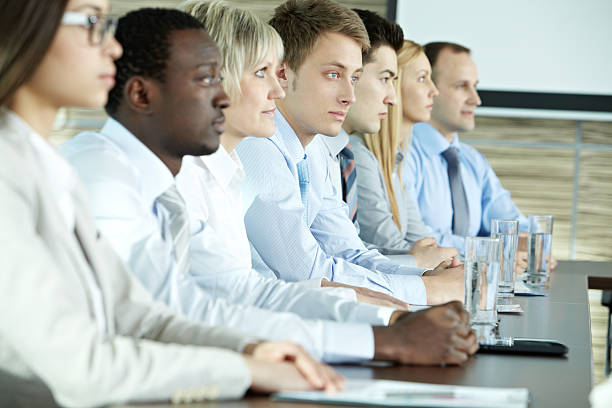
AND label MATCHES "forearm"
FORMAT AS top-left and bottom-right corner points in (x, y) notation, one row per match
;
(190, 268), (391, 326)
